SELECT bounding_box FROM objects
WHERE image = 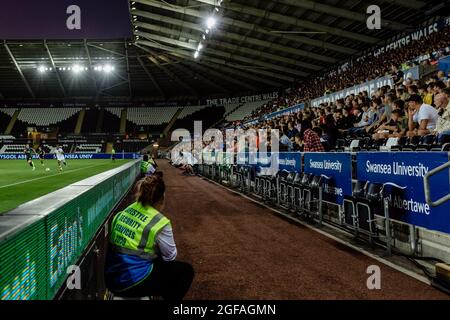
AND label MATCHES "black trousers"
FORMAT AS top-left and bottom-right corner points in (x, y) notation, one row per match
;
(116, 260), (194, 301)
